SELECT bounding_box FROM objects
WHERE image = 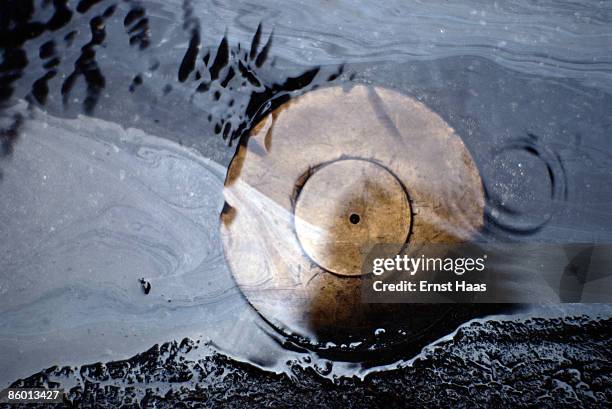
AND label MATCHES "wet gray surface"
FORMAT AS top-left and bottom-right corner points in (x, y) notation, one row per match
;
(1, 0), (611, 403)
